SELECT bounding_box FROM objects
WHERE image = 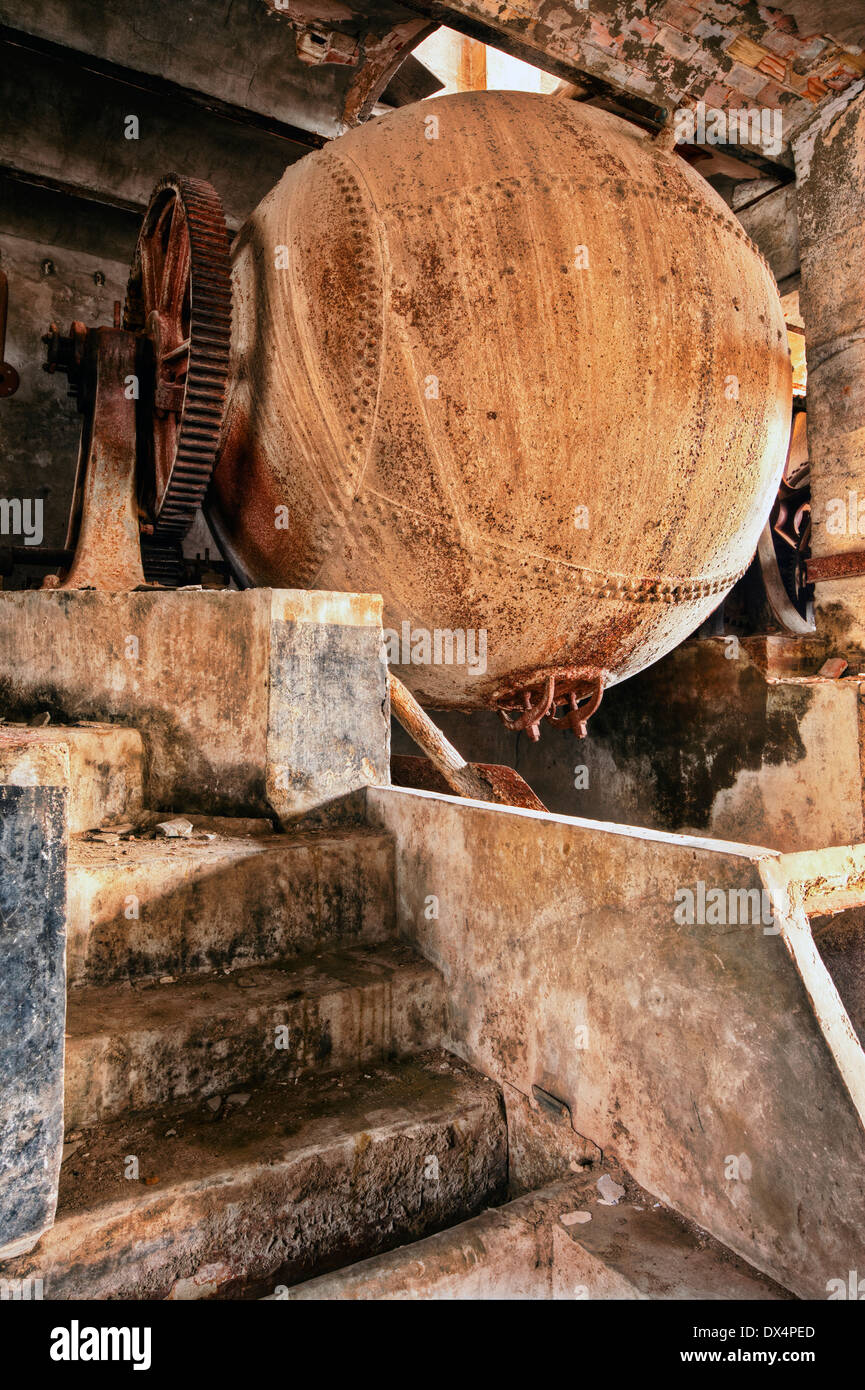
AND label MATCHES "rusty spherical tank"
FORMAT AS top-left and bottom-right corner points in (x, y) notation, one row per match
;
(209, 90), (791, 711)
